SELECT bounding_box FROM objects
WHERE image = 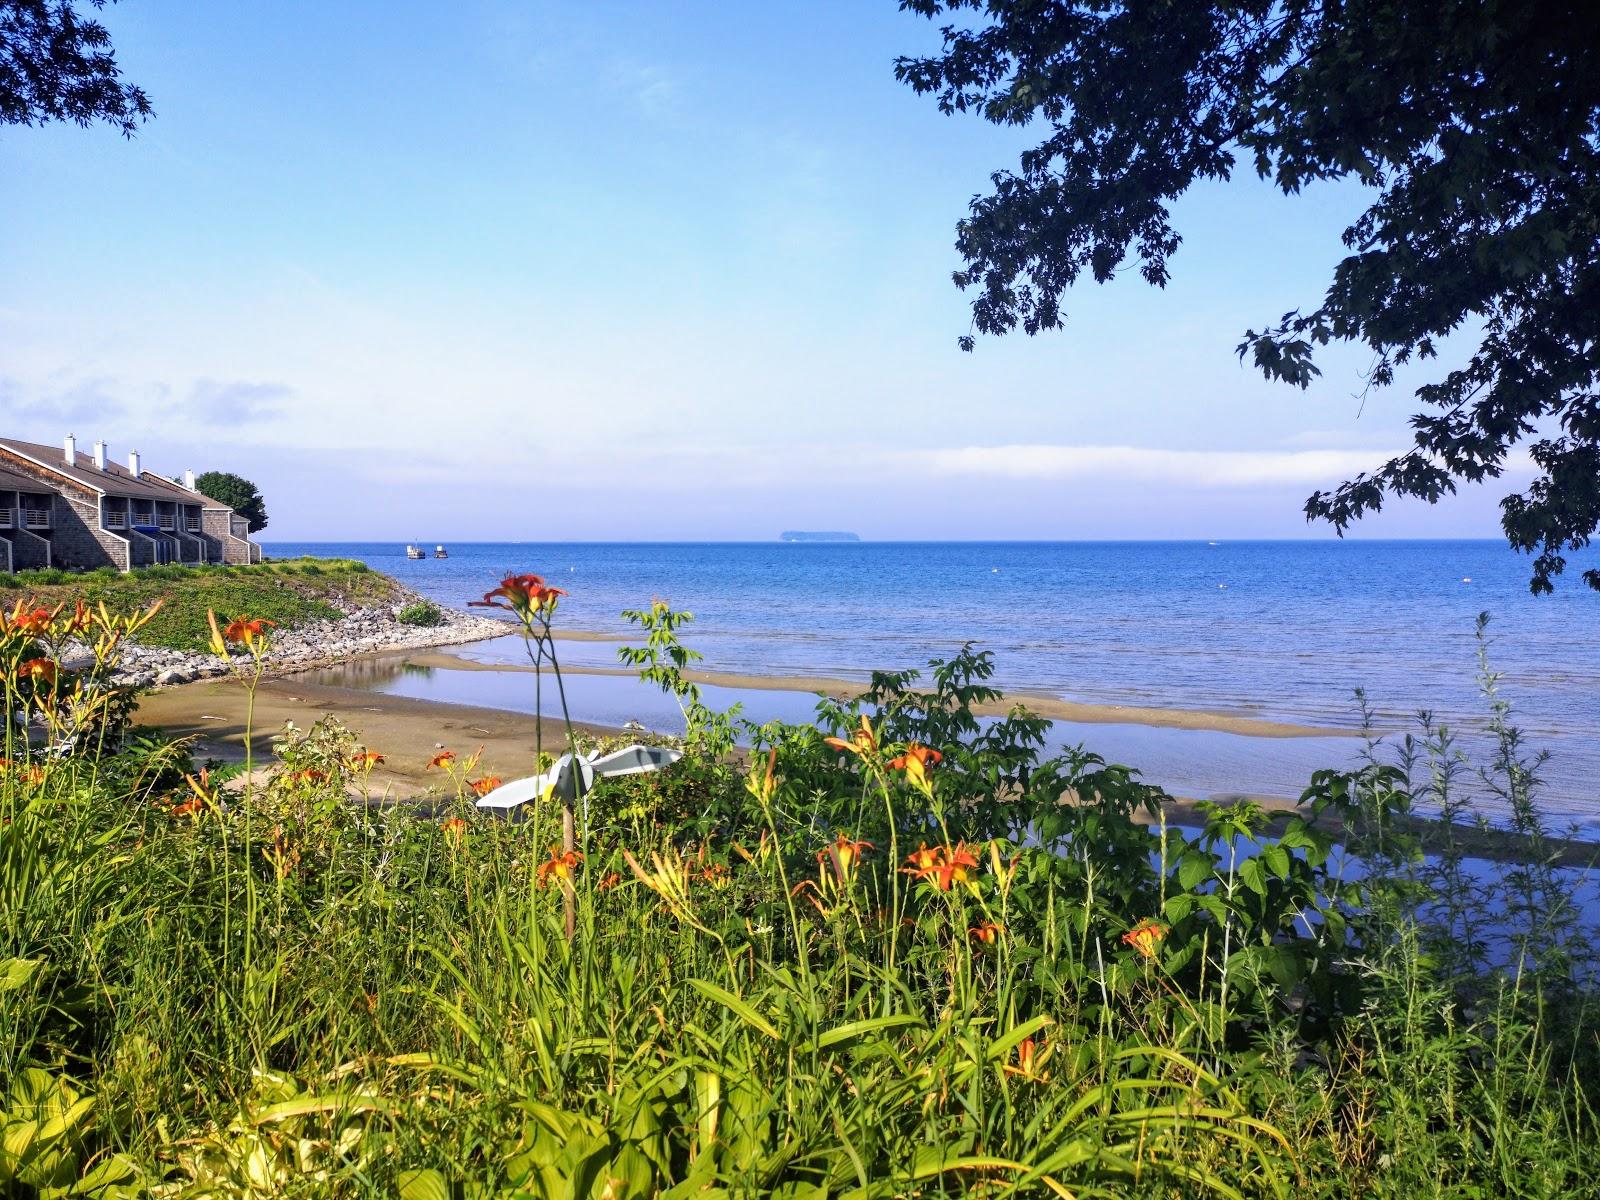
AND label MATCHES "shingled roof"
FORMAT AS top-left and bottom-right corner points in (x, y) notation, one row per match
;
(0, 438), (192, 504)
(0, 462), (56, 494)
